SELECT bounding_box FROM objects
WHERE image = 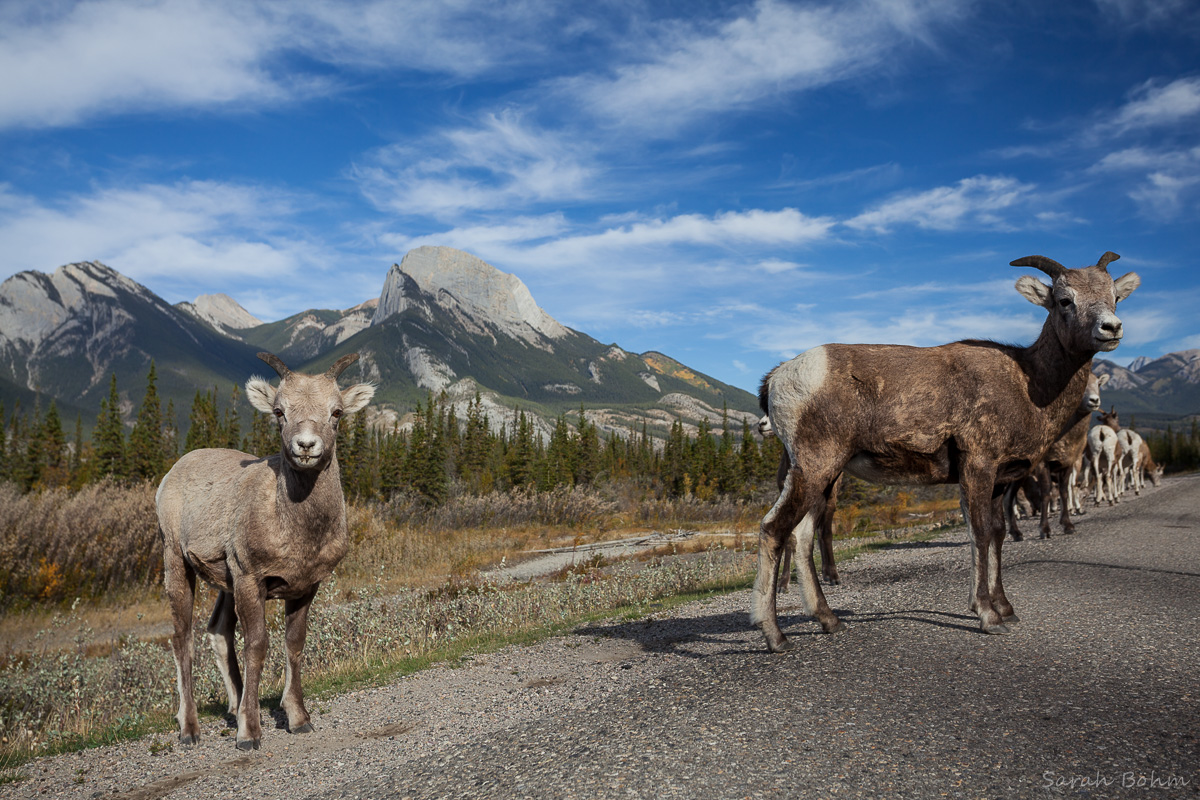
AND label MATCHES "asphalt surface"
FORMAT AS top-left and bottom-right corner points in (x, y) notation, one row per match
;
(319, 475), (1200, 800)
